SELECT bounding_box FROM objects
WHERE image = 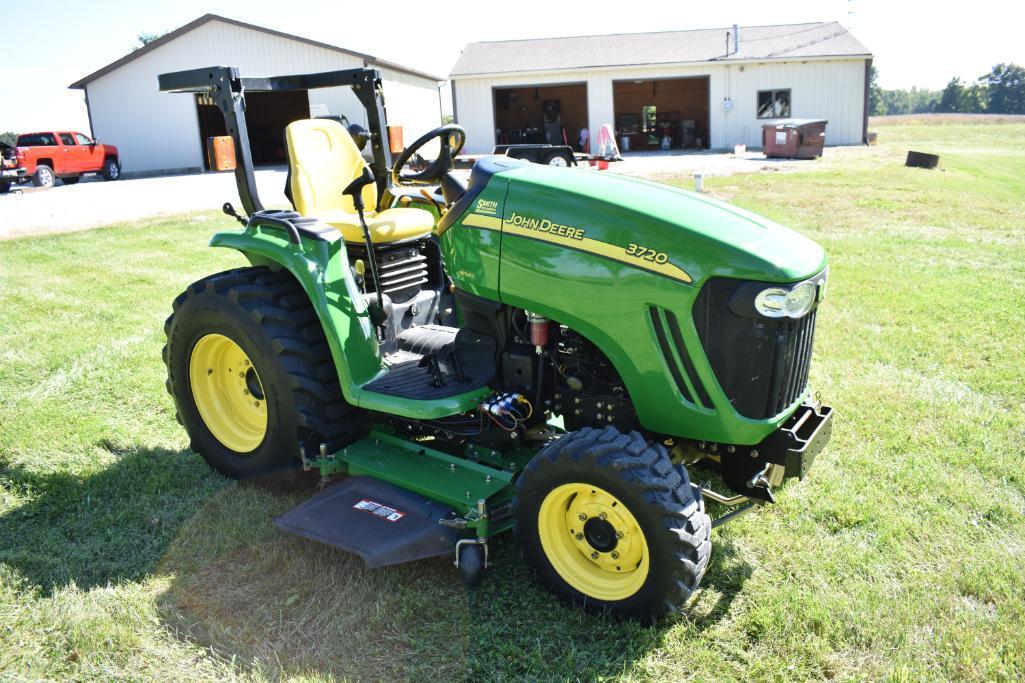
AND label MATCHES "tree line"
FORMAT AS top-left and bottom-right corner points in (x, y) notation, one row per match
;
(869, 63), (1025, 115)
